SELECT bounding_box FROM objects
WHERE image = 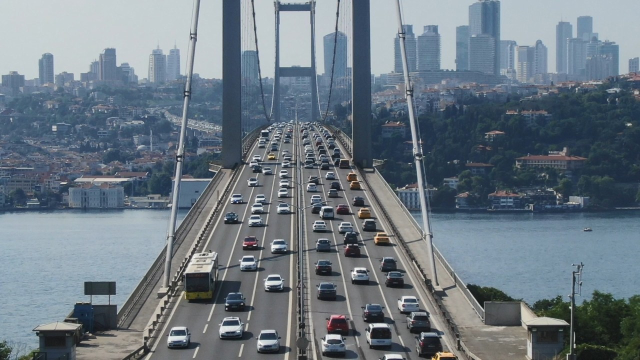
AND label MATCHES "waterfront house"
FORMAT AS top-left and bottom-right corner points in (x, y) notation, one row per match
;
(488, 191), (525, 210)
